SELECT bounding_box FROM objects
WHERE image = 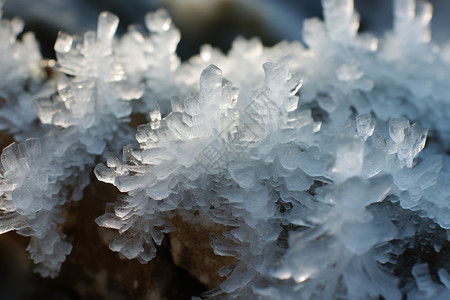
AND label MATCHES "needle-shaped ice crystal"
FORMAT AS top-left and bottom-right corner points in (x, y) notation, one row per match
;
(322, 0), (359, 44)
